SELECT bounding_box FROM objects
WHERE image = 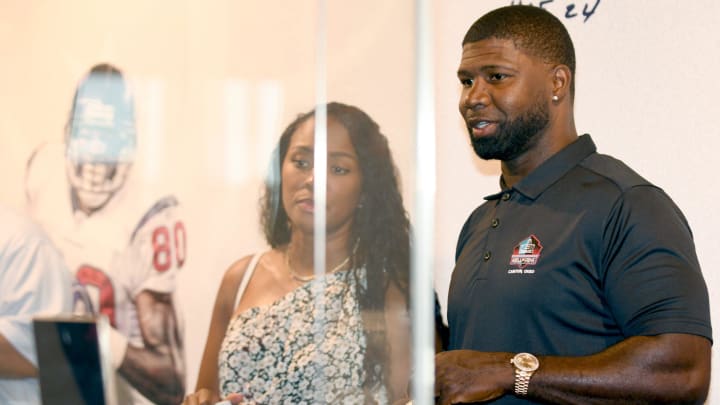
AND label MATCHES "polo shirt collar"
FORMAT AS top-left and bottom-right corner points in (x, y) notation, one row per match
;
(486, 134), (597, 201)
